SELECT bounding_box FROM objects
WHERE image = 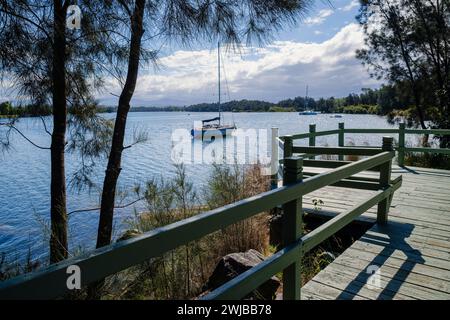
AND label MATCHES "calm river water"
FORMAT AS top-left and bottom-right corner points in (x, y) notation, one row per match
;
(0, 112), (400, 261)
